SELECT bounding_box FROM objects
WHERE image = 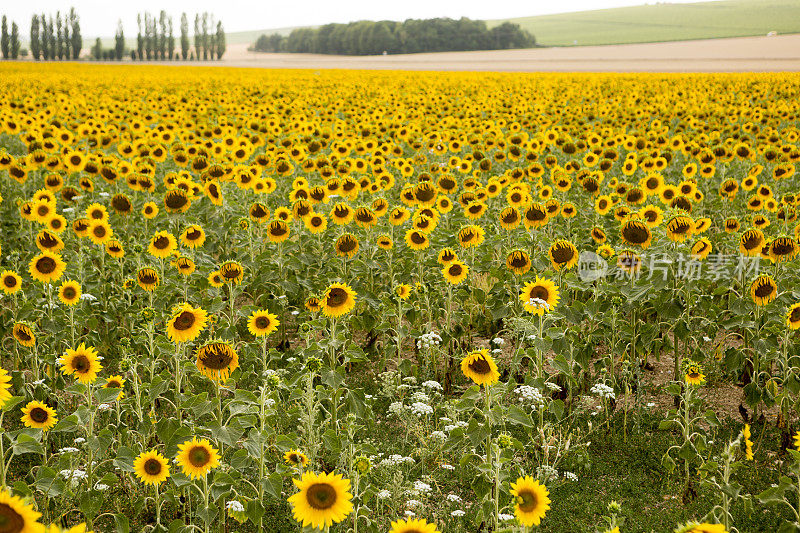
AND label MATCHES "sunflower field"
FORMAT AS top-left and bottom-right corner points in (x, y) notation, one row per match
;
(0, 63), (800, 533)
